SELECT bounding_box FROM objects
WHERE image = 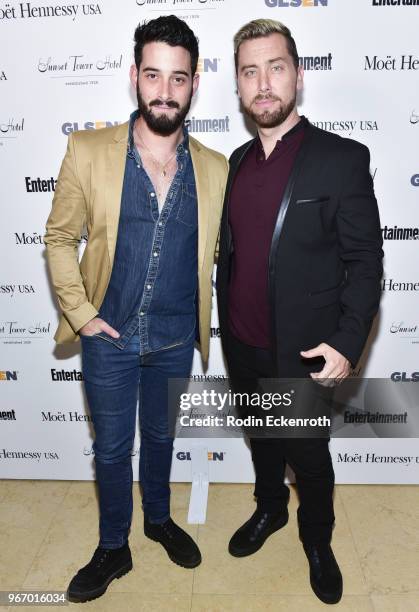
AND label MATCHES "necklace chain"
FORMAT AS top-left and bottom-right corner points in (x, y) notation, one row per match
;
(135, 125), (177, 177)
